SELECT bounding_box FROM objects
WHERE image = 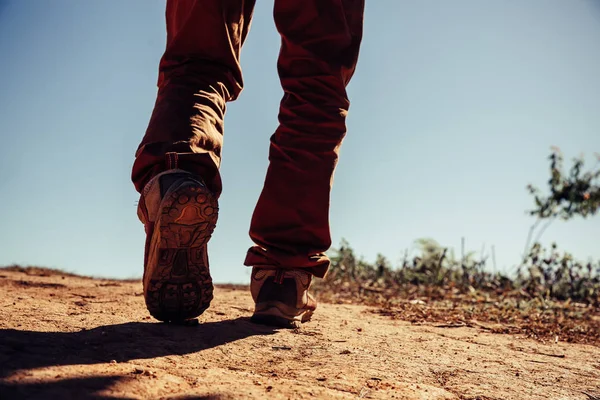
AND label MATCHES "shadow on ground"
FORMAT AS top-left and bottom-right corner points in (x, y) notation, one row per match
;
(0, 374), (233, 400)
(0, 317), (275, 399)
